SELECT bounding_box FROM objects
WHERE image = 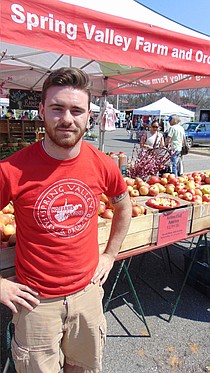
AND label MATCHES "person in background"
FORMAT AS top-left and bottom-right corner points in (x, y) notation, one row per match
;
(165, 114), (185, 176)
(0, 67), (132, 373)
(4, 108), (15, 119)
(140, 119), (165, 149)
(21, 111), (30, 120)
